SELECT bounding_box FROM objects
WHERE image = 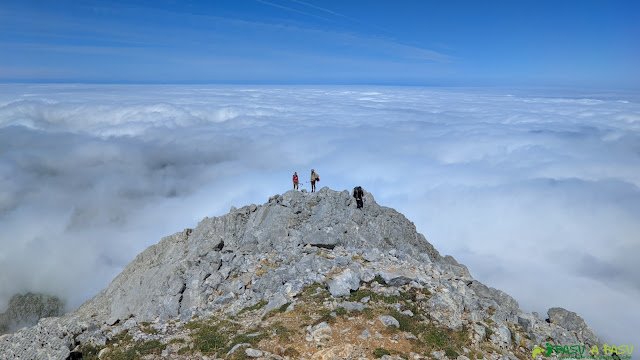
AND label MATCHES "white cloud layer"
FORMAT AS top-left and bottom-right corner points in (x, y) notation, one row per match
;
(0, 84), (638, 343)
